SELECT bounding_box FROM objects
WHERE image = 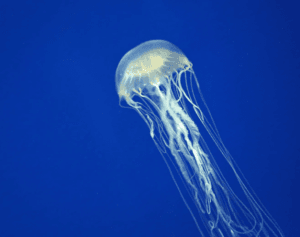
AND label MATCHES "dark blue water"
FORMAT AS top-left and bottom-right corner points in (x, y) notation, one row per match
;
(1, 0), (299, 236)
